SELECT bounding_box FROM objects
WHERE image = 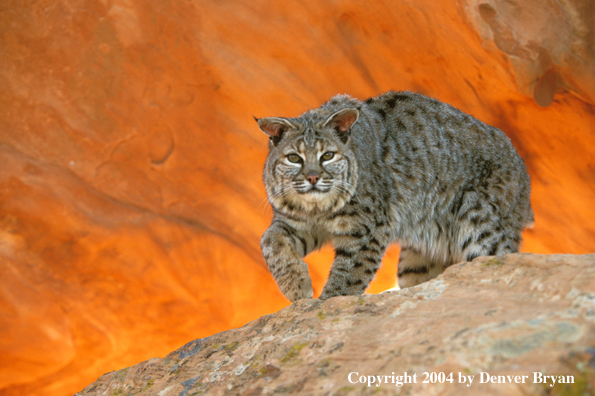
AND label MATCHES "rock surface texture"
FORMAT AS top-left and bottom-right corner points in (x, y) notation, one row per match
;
(463, 0), (595, 107)
(1, 0), (594, 395)
(77, 254), (595, 396)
